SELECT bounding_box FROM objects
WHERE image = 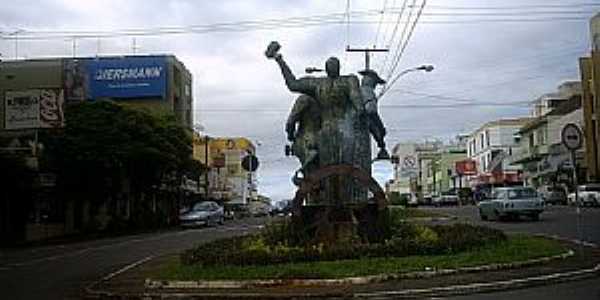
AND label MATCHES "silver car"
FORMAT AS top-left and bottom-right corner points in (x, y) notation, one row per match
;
(179, 201), (224, 228)
(478, 187), (544, 221)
